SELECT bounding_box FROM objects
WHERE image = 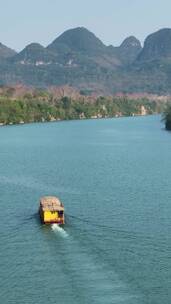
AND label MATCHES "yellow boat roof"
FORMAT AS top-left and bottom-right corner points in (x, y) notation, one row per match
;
(40, 196), (64, 211)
